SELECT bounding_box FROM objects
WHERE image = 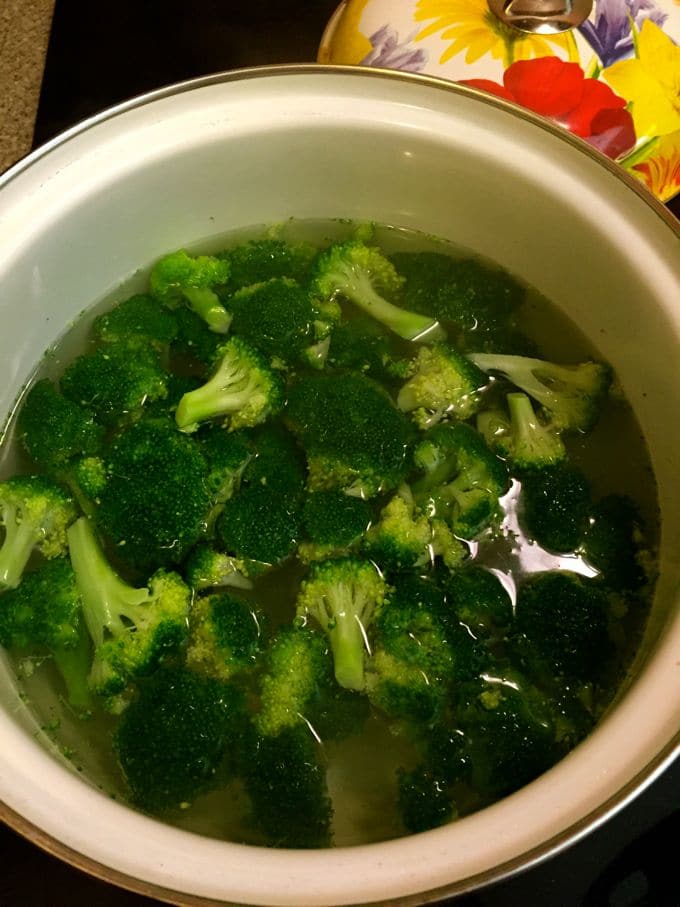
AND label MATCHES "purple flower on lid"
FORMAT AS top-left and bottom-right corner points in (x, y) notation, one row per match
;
(578, 0), (667, 67)
(360, 25), (428, 73)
